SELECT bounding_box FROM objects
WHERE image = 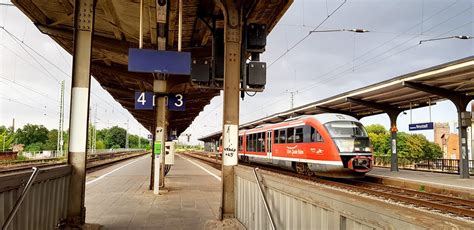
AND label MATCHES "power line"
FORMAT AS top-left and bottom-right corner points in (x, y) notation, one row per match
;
(0, 96), (58, 118)
(236, 0), (470, 124)
(1, 27), (61, 84)
(267, 0), (347, 68)
(1, 26), (71, 78)
(1, 26), (134, 126)
(0, 75), (59, 103)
